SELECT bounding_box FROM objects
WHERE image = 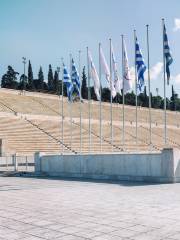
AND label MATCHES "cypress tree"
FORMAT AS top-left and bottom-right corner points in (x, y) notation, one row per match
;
(53, 70), (59, 93)
(170, 85), (175, 110)
(28, 60), (34, 90)
(48, 64), (53, 91)
(38, 66), (44, 90)
(81, 66), (88, 99)
(102, 87), (110, 102)
(170, 85), (178, 111)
